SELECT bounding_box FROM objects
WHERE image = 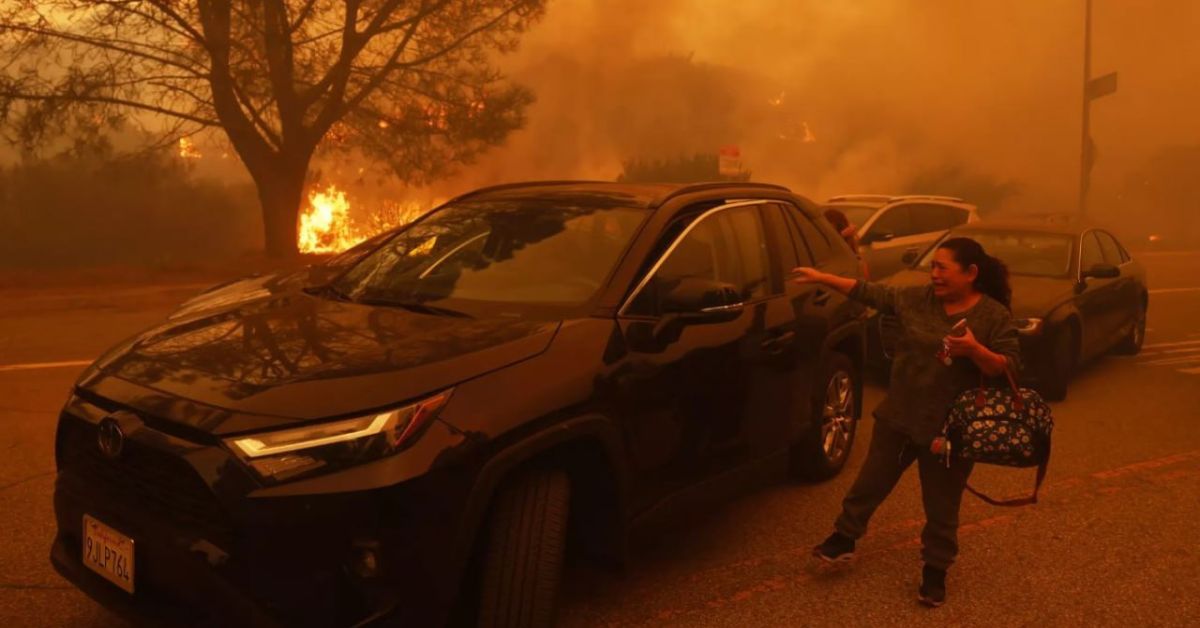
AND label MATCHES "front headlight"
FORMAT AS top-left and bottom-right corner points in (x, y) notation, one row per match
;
(1014, 318), (1044, 335)
(225, 389), (453, 483)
